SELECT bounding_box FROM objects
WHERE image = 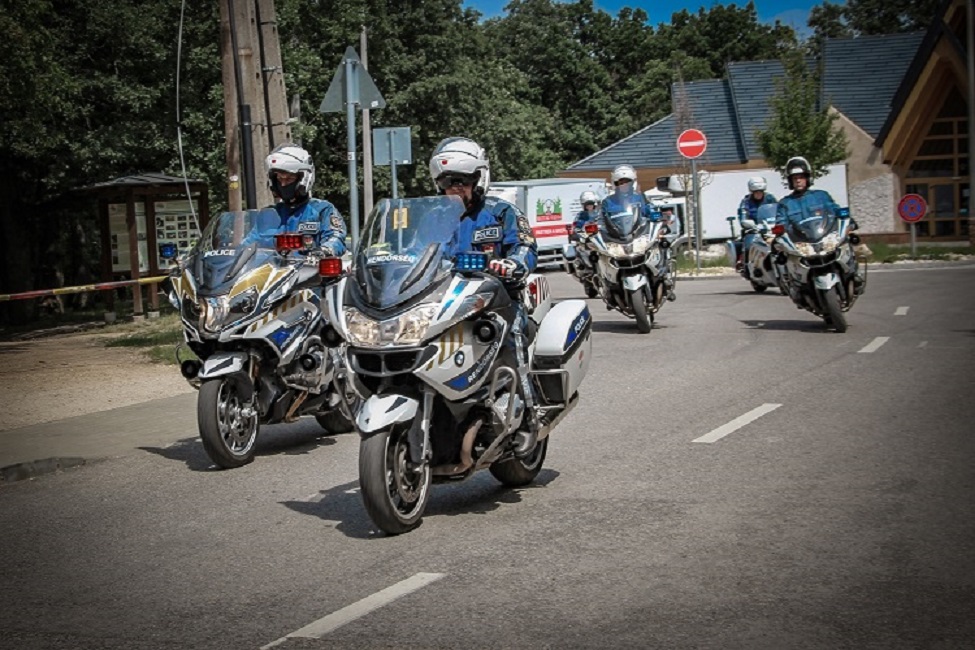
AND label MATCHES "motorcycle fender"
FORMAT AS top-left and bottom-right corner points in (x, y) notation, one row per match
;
(725, 240), (738, 266)
(813, 273), (839, 291)
(621, 273), (648, 292)
(356, 394), (418, 435)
